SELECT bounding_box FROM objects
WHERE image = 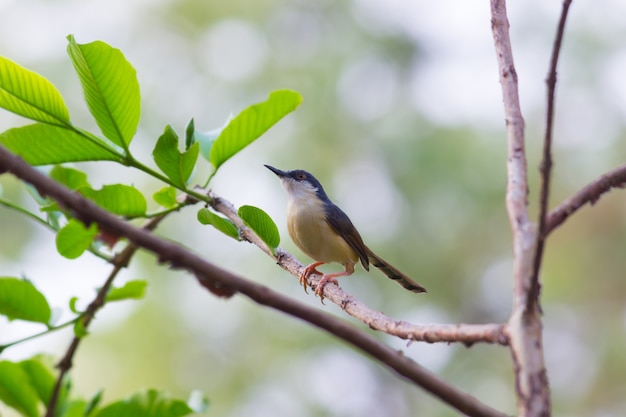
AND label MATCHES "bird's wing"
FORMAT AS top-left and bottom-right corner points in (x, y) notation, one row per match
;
(324, 203), (370, 270)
